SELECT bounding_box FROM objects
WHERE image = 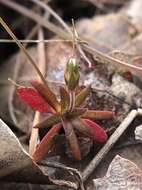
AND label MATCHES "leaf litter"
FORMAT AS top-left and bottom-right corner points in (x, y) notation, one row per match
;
(0, 0), (142, 189)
